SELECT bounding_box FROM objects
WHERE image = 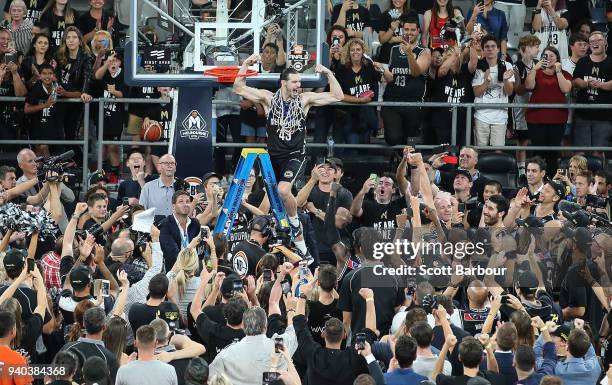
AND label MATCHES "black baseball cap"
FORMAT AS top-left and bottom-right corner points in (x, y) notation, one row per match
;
(455, 169), (473, 182)
(82, 357), (110, 385)
(551, 324), (571, 342)
(547, 180), (566, 200)
(202, 172), (222, 185)
(221, 273), (242, 296)
(157, 301), (180, 331)
(3, 248), (27, 275)
(517, 271), (538, 289)
(69, 266), (92, 290)
(327, 157), (344, 169)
